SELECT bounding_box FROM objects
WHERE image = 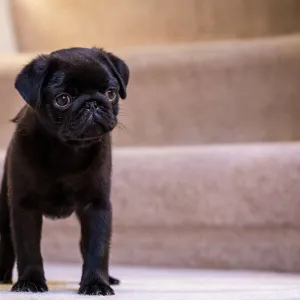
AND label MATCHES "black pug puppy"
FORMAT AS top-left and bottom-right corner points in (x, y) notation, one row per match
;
(0, 47), (129, 295)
